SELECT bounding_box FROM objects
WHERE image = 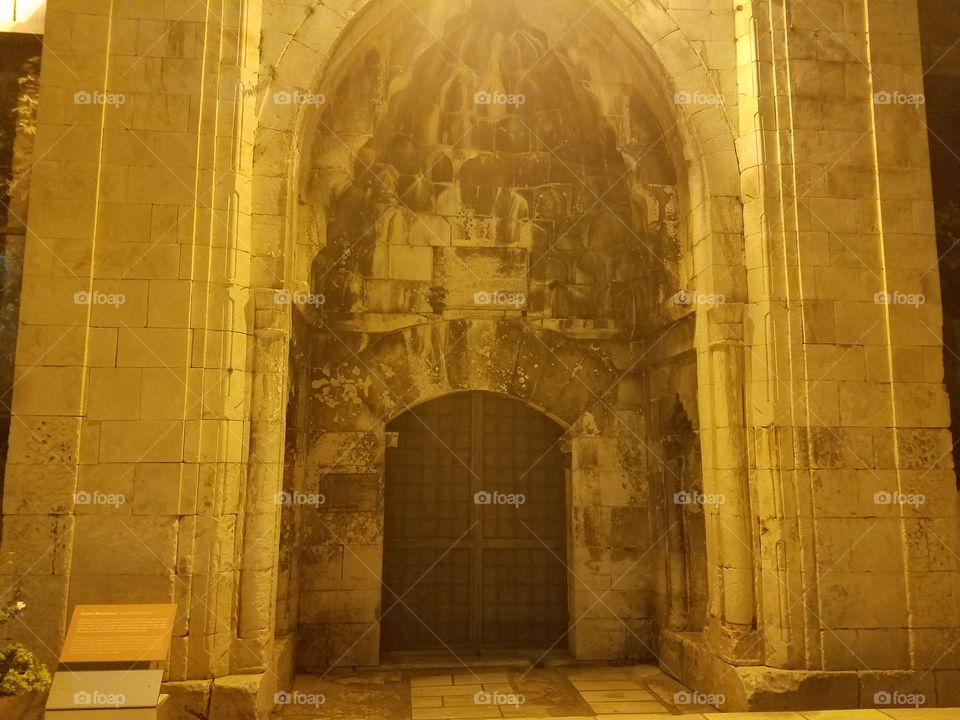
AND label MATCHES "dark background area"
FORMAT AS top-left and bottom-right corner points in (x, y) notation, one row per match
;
(0, 32), (41, 522)
(919, 0), (960, 485)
